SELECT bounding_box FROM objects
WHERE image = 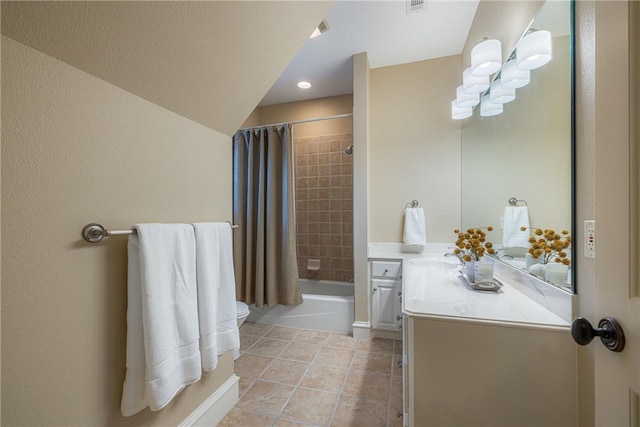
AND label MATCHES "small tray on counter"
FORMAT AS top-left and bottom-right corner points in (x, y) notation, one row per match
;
(458, 275), (503, 292)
